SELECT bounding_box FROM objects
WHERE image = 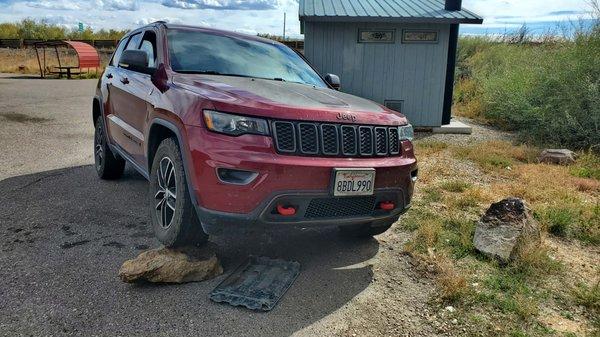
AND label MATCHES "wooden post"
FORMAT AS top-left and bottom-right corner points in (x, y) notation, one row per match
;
(34, 45), (43, 78)
(54, 45), (62, 69)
